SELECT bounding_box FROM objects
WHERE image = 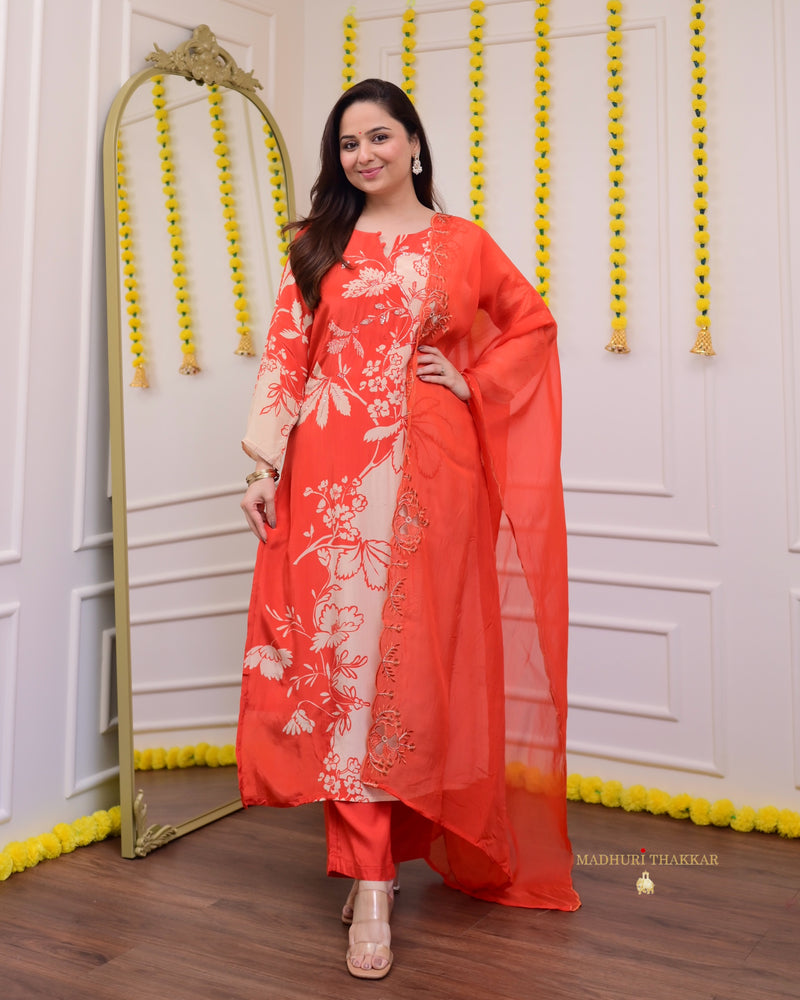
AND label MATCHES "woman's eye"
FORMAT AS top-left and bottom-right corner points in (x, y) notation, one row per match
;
(373, 133), (389, 143)
(341, 141), (357, 151)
